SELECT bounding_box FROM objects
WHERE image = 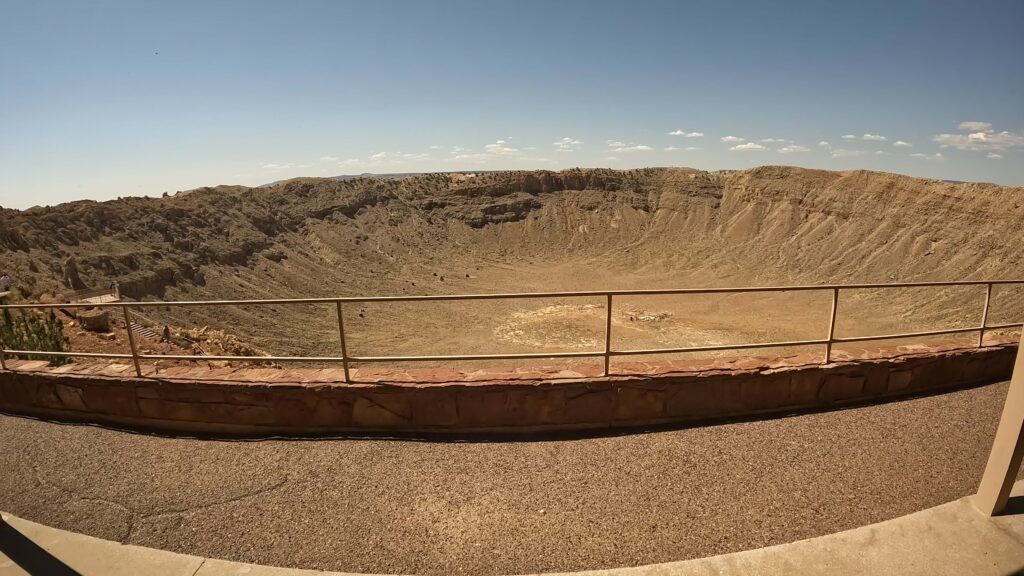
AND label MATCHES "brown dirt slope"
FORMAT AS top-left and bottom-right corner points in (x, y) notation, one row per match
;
(1, 166), (1022, 357)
